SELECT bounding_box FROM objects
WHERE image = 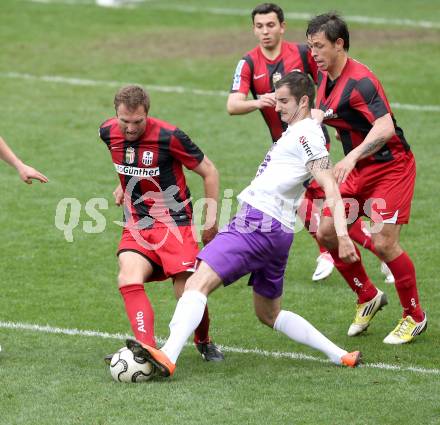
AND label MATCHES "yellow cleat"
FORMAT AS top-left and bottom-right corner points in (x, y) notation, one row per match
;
(383, 314), (428, 344)
(347, 289), (388, 336)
